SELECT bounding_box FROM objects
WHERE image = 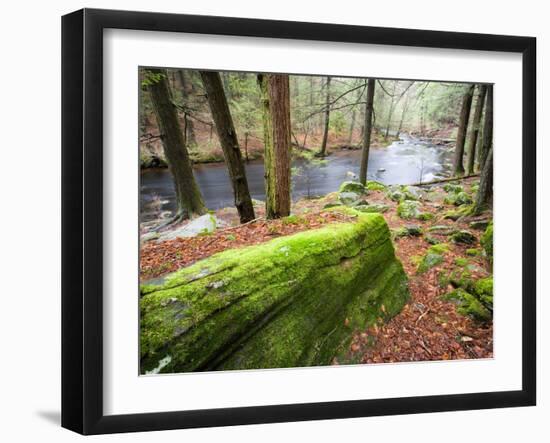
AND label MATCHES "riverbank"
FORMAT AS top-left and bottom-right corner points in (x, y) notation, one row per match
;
(139, 128), (399, 169)
(140, 175), (492, 364)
